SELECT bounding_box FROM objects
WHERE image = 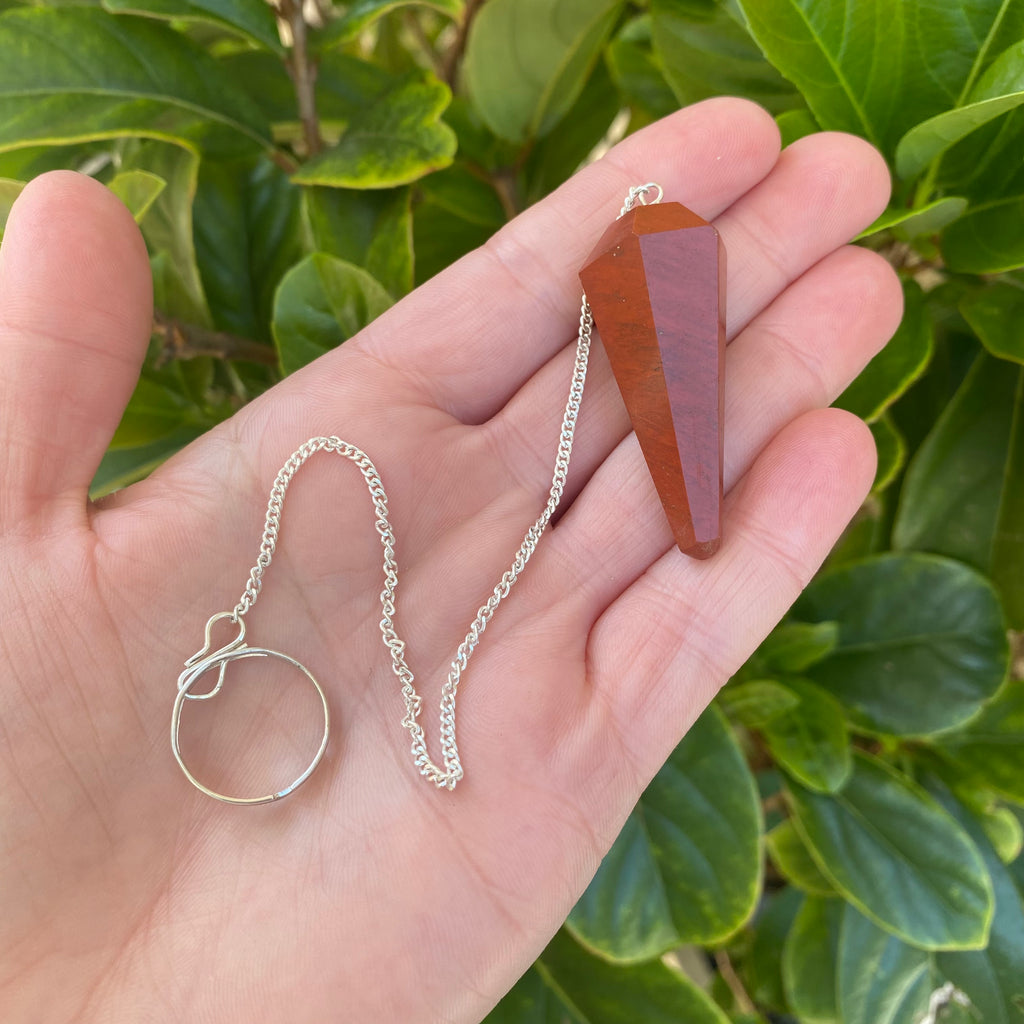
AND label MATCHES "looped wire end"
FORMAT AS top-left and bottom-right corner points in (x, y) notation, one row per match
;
(618, 182), (664, 219)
